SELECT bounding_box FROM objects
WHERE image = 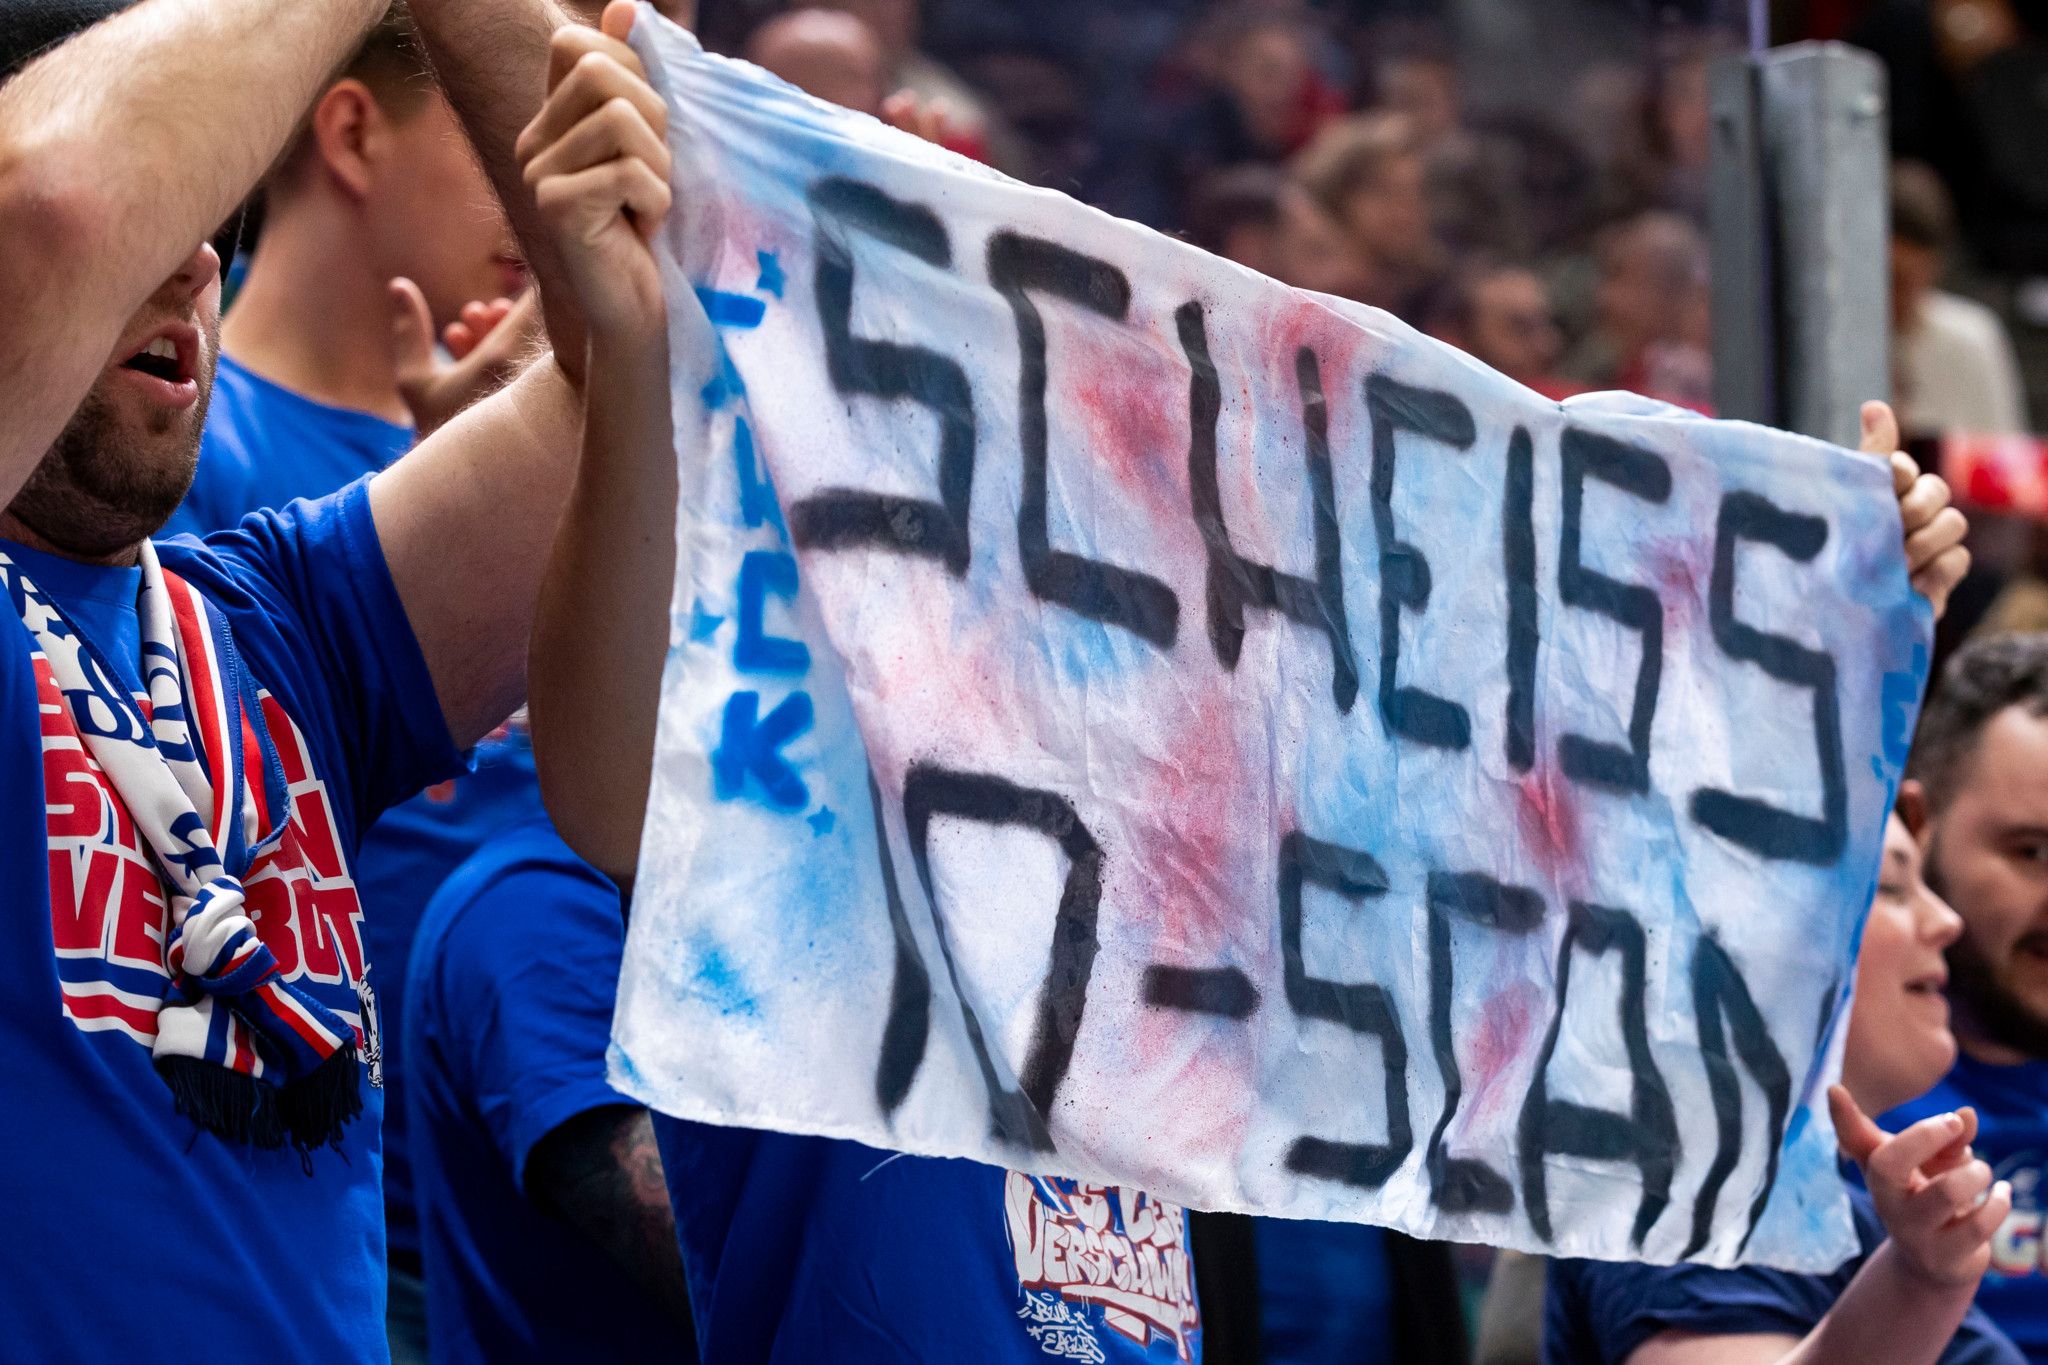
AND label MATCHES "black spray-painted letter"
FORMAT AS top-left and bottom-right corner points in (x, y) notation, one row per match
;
(1367, 375), (1477, 749)
(1279, 832), (1414, 1189)
(1425, 872), (1545, 1213)
(793, 178), (976, 573)
(988, 232), (1180, 648)
(1557, 429), (1672, 793)
(1518, 902), (1677, 1247)
(1182, 303), (1357, 711)
(1682, 934), (1793, 1259)
(1690, 492), (1846, 864)
(881, 766), (1105, 1152)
